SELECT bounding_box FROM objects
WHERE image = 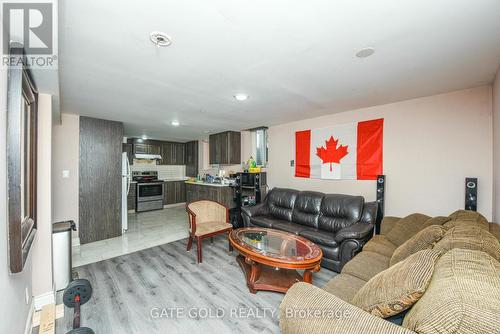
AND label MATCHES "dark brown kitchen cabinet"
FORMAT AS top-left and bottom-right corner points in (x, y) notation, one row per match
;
(158, 142), (185, 165)
(185, 183), (236, 209)
(164, 181), (186, 204)
(185, 141), (198, 177)
(122, 143), (133, 164)
(133, 142), (161, 155)
(127, 183), (136, 210)
(209, 131), (241, 165)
